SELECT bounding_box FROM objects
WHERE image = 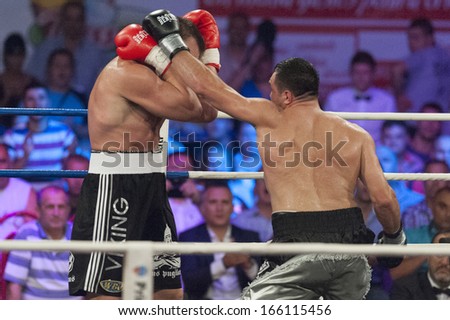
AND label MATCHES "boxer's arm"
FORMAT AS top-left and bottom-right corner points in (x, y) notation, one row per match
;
(359, 131), (401, 234)
(112, 59), (204, 122)
(171, 51), (277, 127)
(142, 9), (277, 126)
